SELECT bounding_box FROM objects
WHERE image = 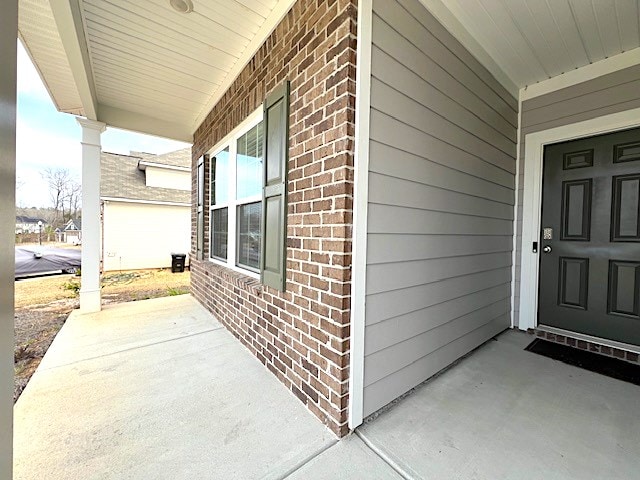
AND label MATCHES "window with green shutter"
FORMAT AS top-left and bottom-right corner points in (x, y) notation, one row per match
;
(261, 81), (289, 291)
(204, 81), (289, 290)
